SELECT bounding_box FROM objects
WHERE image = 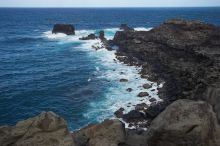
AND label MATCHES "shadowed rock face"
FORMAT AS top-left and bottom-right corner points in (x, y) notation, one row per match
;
(113, 19), (220, 122)
(72, 119), (126, 146)
(0, 111), (74, 146)
(147, 99), (220, 146)
(52, 24), (75, 35)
